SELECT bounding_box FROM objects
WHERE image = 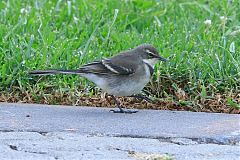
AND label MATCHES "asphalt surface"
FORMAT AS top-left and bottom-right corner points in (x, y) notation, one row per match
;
(0, 103), (239, 160)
